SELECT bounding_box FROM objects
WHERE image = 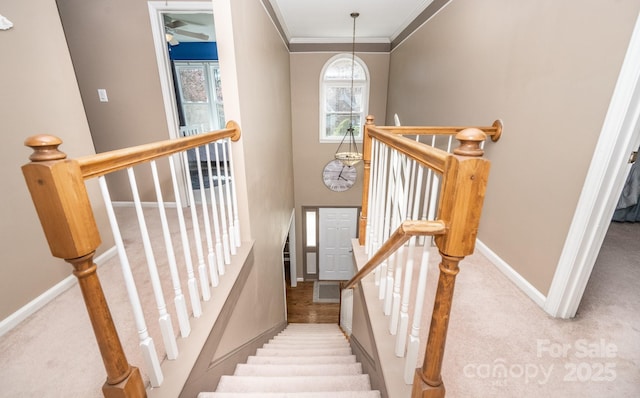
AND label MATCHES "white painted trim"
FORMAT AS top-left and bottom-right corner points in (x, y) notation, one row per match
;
(0, 246), (118, 337)
(545, 12), (640, 319)
(475, 239), (546, 308)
